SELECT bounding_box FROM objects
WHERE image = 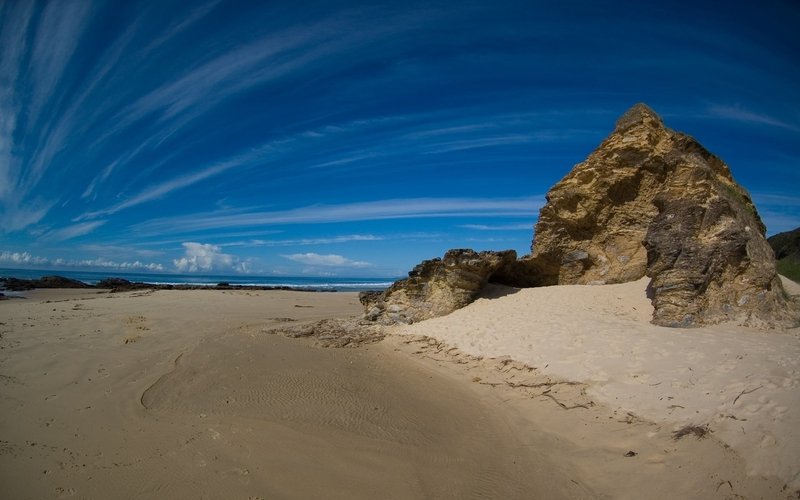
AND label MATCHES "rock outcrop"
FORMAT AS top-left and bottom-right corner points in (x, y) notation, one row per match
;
(0, 275), (93, 291)
(531, 103), (794, 327)
(359, 249), (516, 324)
